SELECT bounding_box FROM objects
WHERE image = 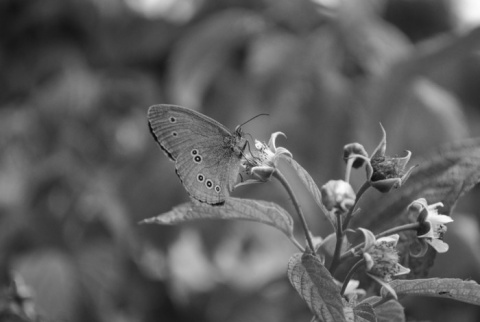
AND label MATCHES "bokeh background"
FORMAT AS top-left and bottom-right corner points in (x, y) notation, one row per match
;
(1, 0), (480, 321)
